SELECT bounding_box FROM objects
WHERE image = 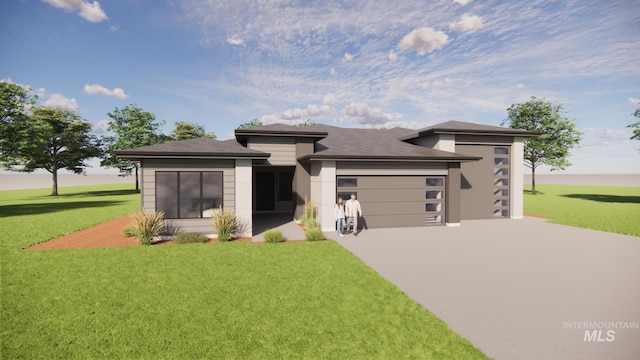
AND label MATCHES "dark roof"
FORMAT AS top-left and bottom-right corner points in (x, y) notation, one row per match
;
(401, 120), (540, 140)
(115, 137), (270, 160)
(295, 124), (481, 162)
